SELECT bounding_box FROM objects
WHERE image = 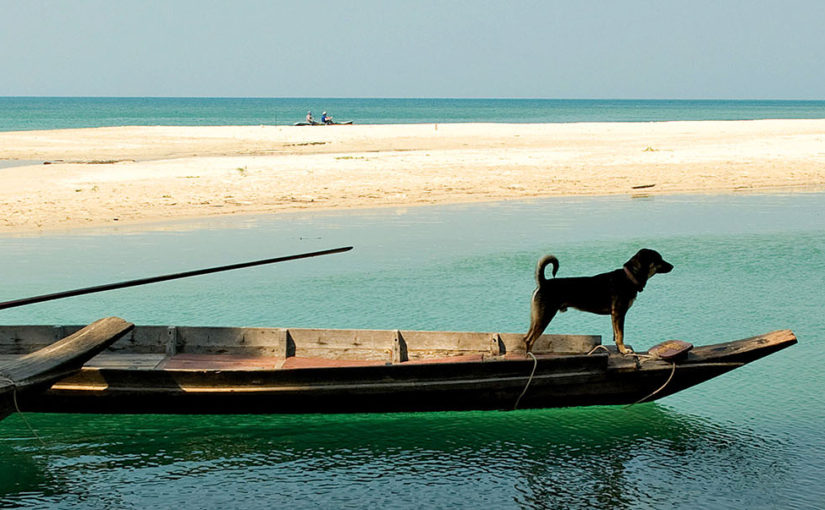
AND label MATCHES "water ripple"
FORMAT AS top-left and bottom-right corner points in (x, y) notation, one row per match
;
(0, 404), (807, 509)
(2, 193), (824, 508)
